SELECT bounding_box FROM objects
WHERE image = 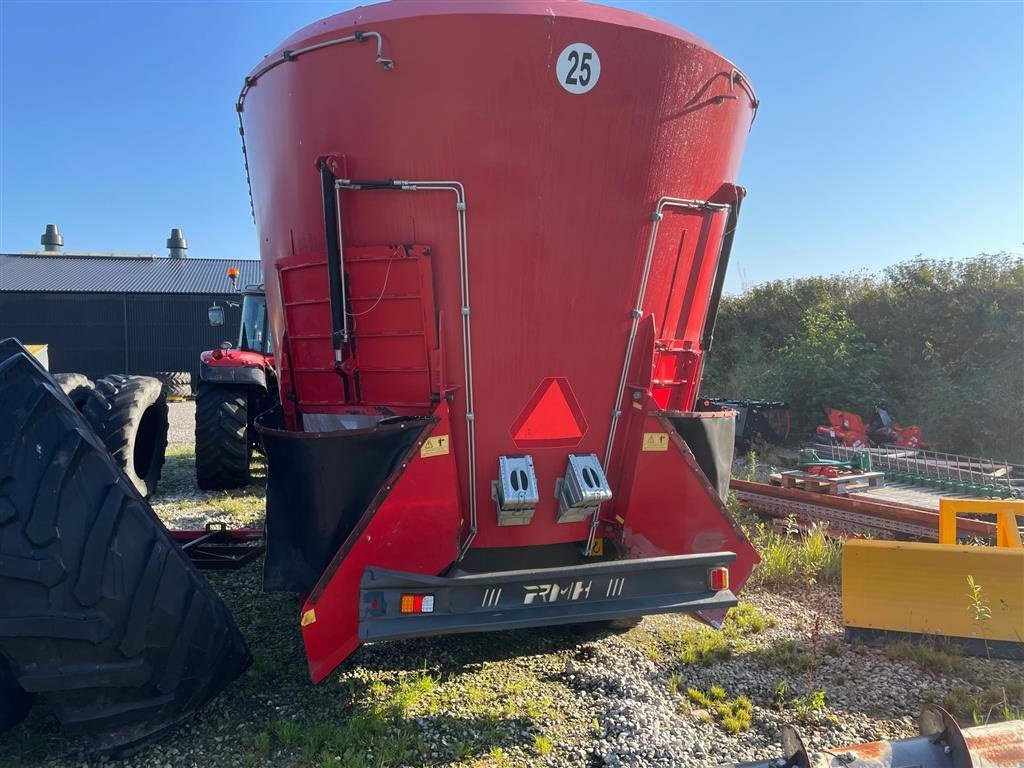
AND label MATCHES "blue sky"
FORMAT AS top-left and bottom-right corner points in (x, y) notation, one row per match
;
(1, 1), (1021, 293)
